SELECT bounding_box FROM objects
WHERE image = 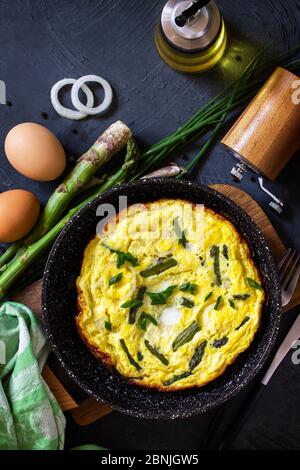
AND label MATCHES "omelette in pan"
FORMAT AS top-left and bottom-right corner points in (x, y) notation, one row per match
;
(76, 199), (265, 390)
